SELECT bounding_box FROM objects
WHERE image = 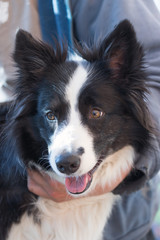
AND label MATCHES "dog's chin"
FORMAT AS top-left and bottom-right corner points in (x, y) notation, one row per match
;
(64, 158), (103, 196)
